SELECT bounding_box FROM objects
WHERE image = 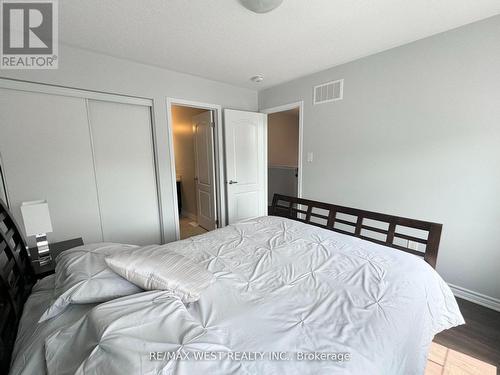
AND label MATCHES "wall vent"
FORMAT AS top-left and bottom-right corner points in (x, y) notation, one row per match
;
(313, 79), (343, 105)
